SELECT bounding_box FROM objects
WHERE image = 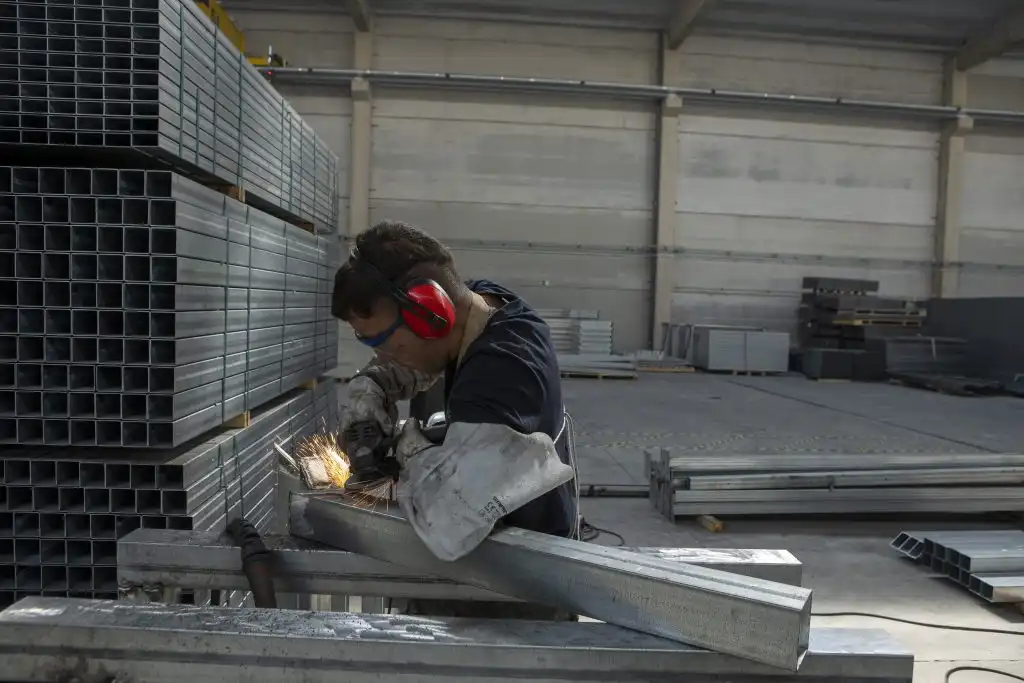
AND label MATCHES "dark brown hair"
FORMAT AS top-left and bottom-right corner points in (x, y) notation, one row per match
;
(331, 220), (459, 321)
